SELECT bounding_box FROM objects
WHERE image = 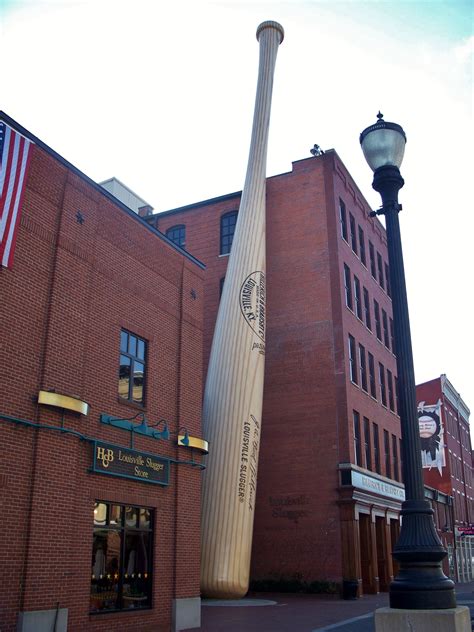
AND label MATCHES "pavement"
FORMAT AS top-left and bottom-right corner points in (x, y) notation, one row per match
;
(185, 583), (474, 632)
